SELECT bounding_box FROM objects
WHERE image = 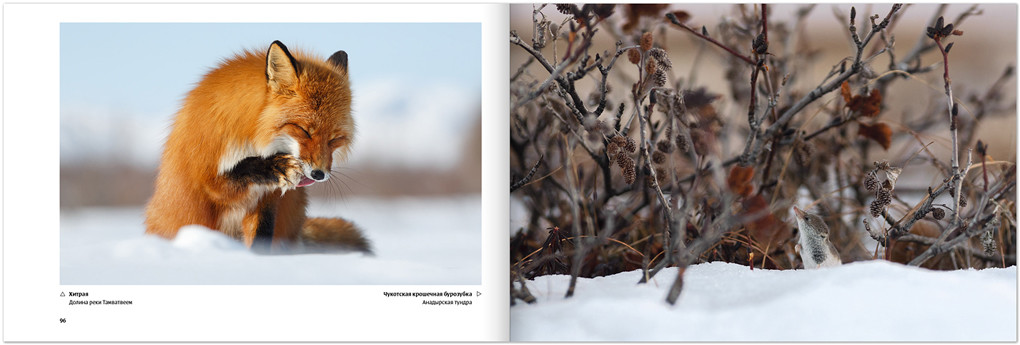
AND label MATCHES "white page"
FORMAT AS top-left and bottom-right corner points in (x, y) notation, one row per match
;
(4, 3), (510, 342)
